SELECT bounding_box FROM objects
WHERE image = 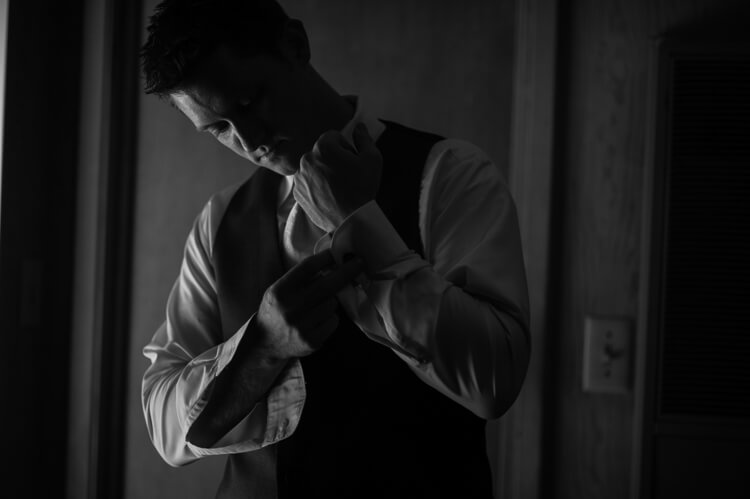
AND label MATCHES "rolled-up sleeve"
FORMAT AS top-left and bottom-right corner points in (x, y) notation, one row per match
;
(328, 139), (530, 419)
(142, 192), (305, 466)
